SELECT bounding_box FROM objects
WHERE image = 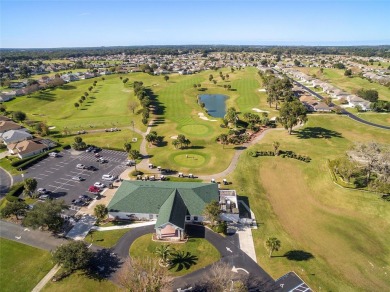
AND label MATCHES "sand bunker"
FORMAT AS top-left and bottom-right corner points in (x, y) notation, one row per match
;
(252, 108), (269, 113)
(258, 88), (266, 92)
(198, 113), (217, 122)
(170, 135), (178, 139)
